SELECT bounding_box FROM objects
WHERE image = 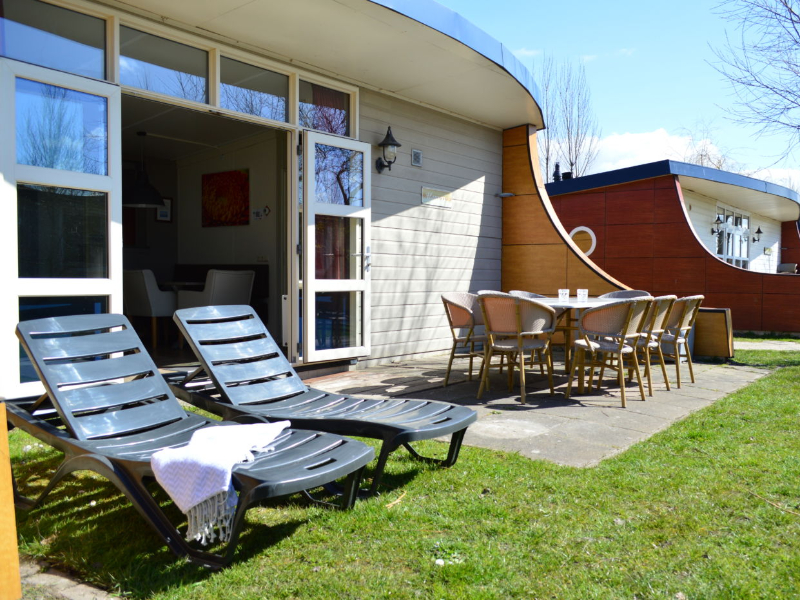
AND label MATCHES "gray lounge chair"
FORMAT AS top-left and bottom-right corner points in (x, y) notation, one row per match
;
(7, 313), (374, 568)
(171, 305), (478, 496)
